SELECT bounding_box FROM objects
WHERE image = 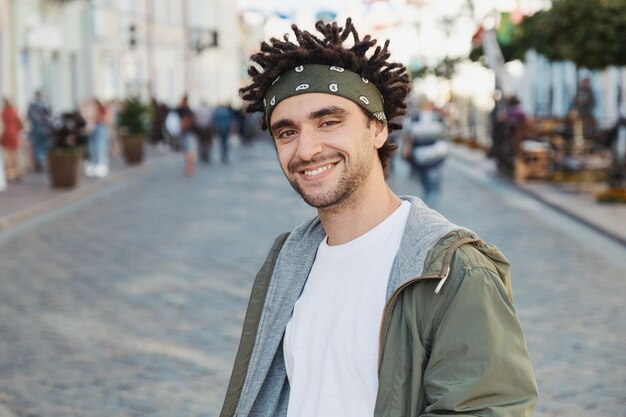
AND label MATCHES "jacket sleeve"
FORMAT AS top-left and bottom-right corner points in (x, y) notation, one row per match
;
(421, 264), (538, 417)
(219, 232), (290, 417)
